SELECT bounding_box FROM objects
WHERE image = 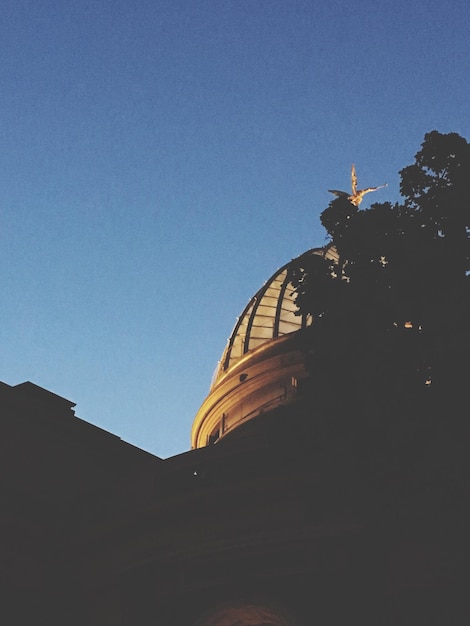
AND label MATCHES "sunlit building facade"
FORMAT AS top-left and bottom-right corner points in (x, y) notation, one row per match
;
(192, 245), (338, 448)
